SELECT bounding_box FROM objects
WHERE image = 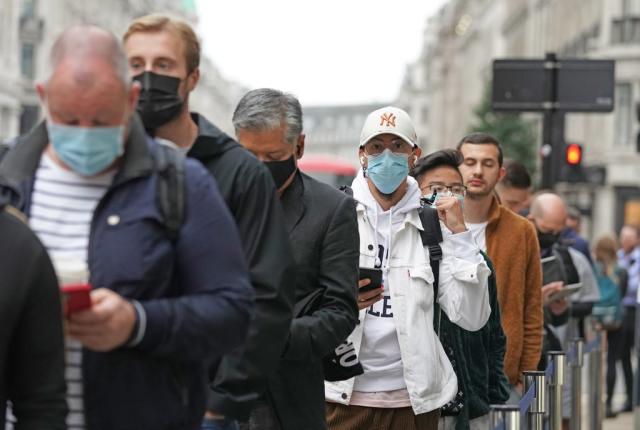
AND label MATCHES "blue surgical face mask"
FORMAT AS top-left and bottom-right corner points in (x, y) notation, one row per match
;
(366, 149), (410, 194)
(47, 122), (125, 176)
